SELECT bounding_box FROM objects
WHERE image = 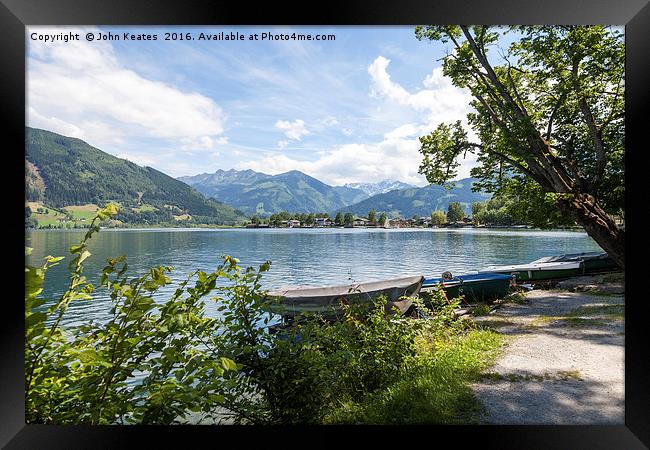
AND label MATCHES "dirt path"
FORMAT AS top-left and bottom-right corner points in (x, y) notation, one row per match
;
(471, 275), (625, 424)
